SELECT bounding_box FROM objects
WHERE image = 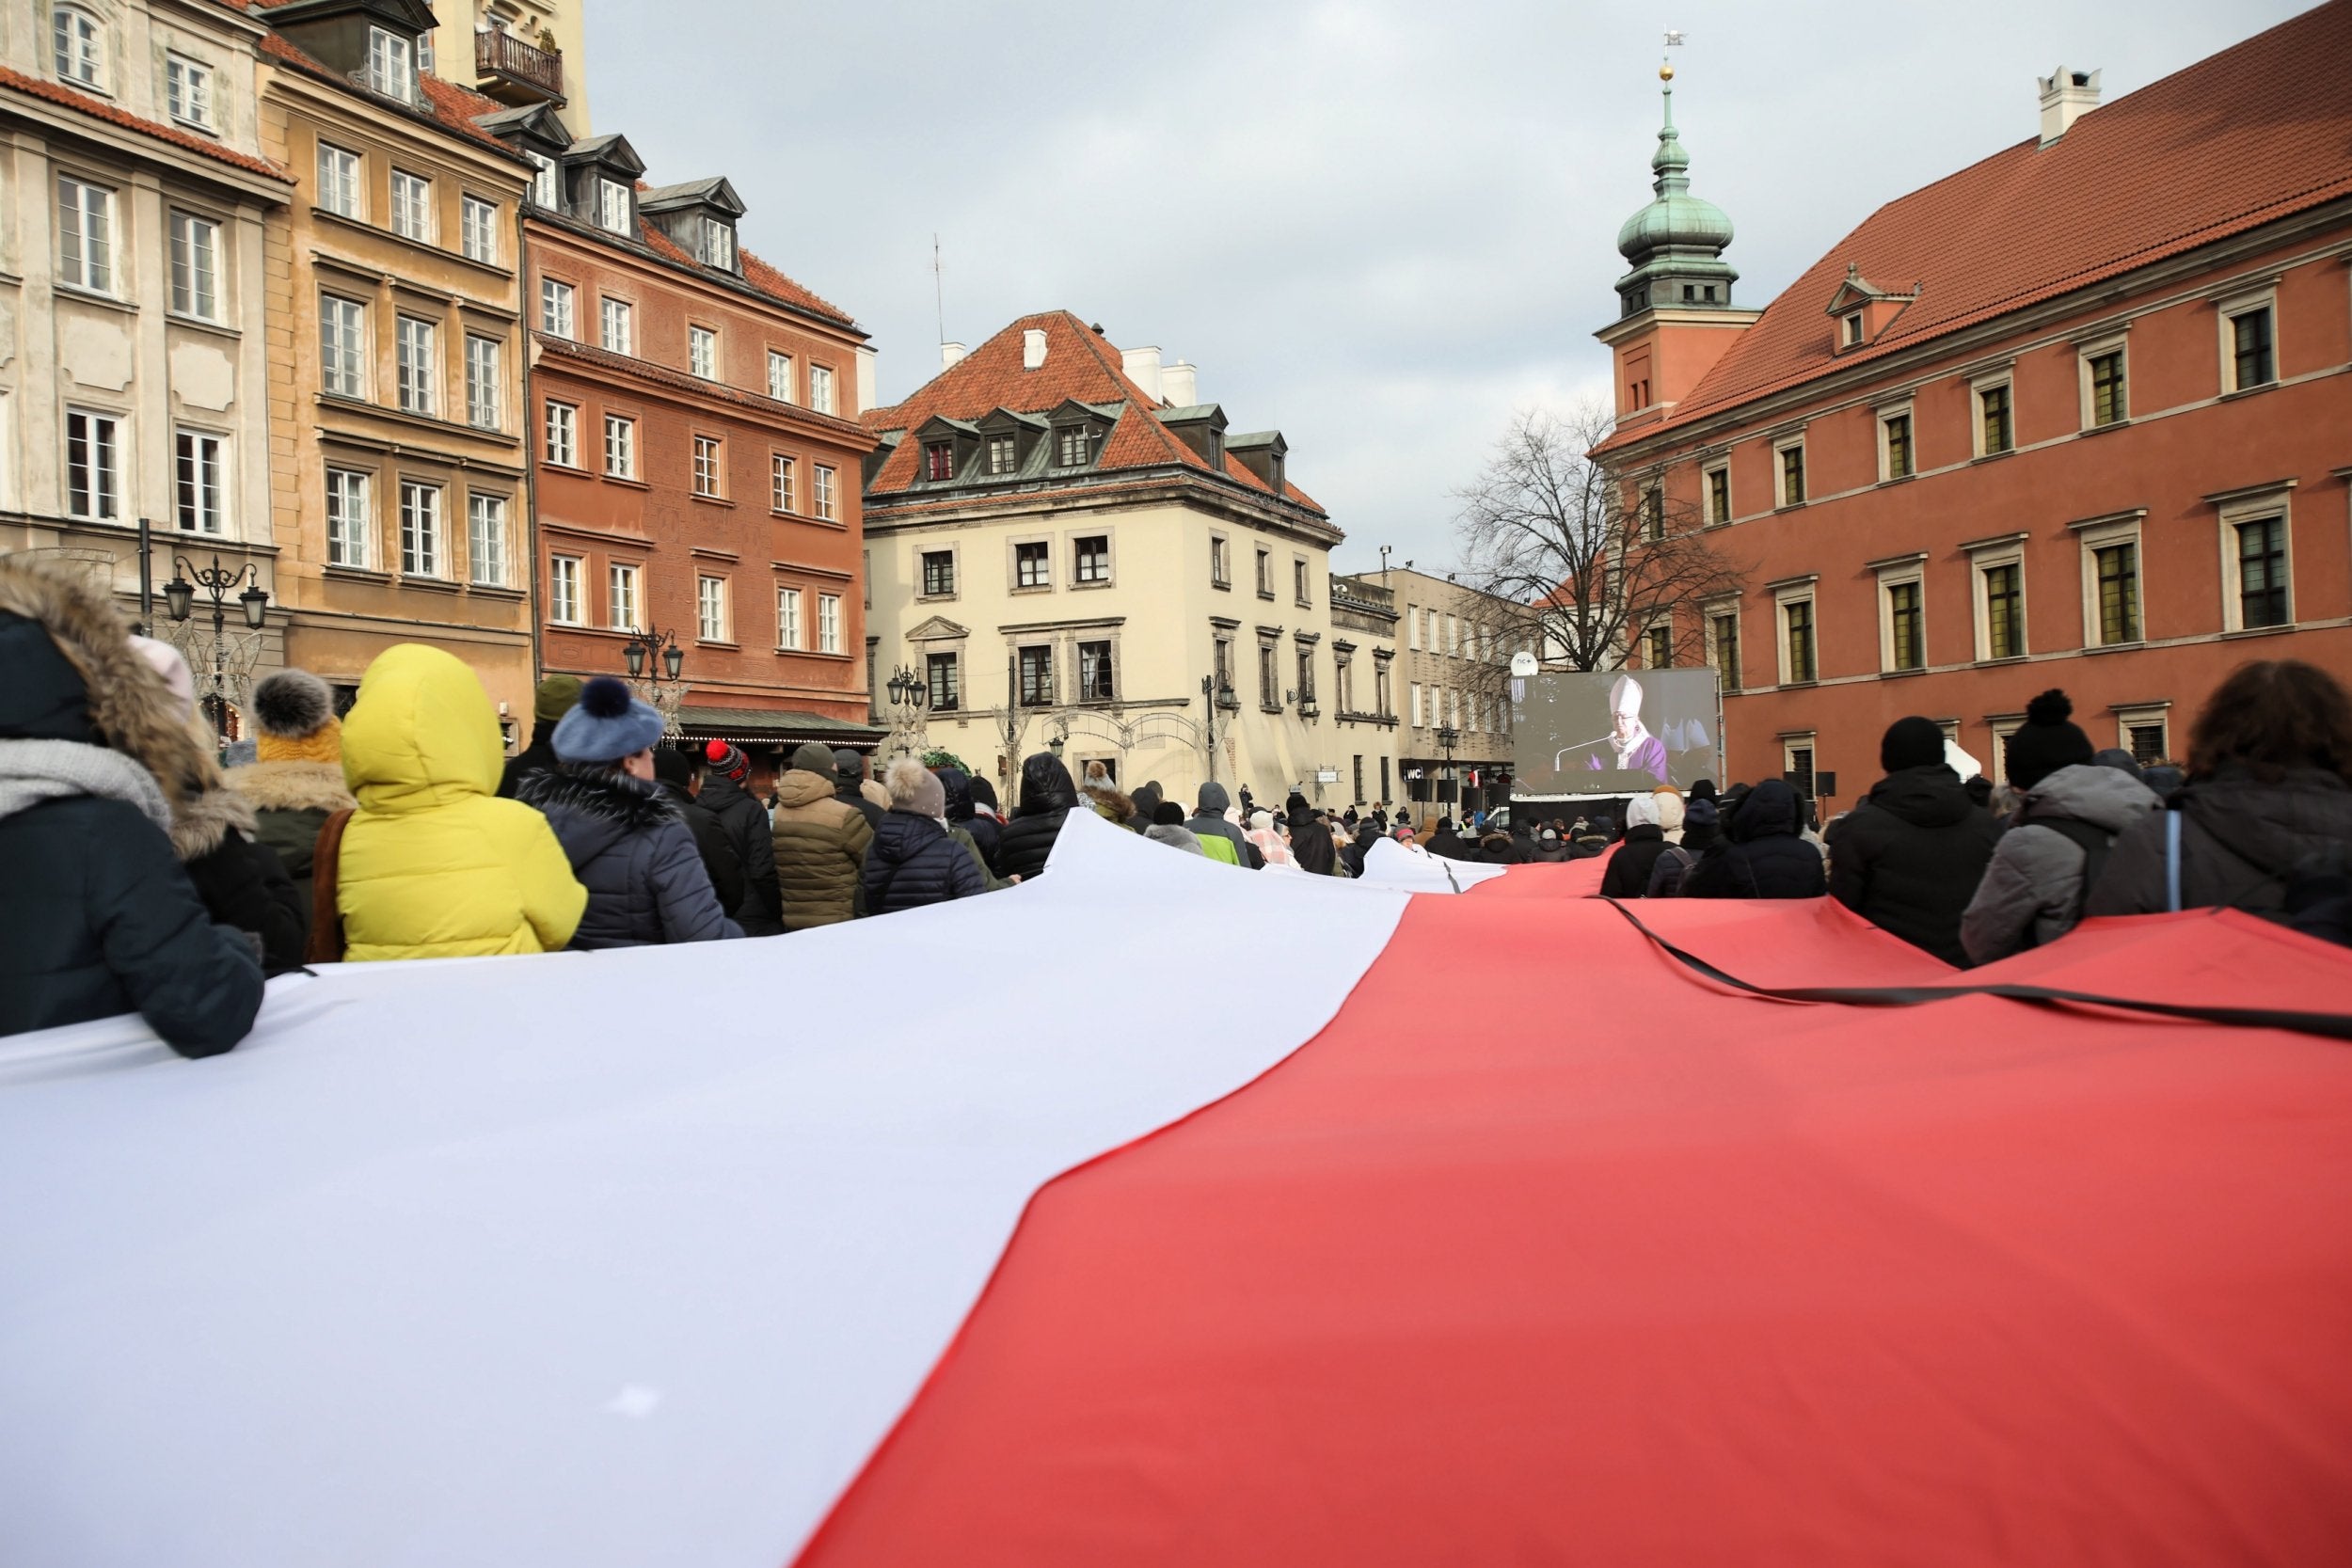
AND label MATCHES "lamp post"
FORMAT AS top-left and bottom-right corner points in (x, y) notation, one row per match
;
(1200, 672), (1237, 783)
(883, 662), (930, 757)
(621, 626), (687, 735)
(1434, 721), (1460, 809)
(162, 551), (270, 731)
